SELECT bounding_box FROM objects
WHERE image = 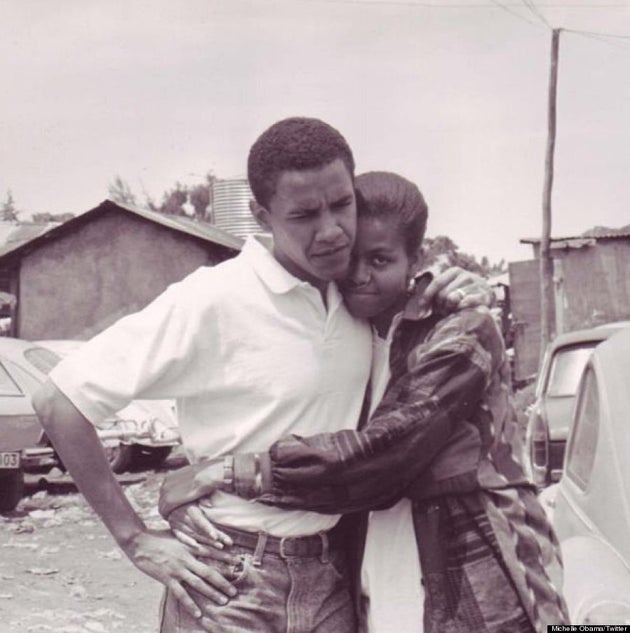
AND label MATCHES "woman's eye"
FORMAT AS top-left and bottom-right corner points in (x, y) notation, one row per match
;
(372, 256), (389, 267)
